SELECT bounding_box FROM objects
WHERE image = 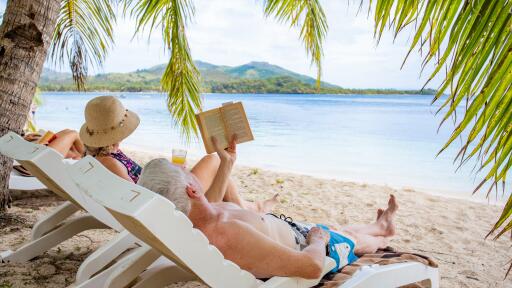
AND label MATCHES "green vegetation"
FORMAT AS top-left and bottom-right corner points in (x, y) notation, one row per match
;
(372, 0), (512, 271)
(39, 61), (435, 95)
(49, 0), (115, 90)
(0, 282), (13, 288)
(204, 77), (435, 95)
